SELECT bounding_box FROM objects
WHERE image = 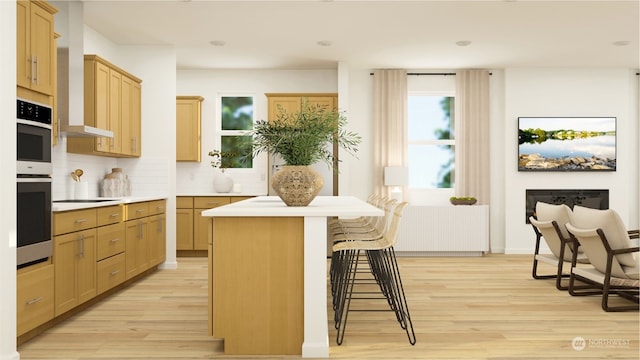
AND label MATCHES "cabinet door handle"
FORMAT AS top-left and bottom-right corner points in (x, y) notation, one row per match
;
(78, 234), (85, 257)
(157, 219), (162, 232)
(136, 209), (145, 213)
(110, 213), (120, 218)
(156, 206), (164, 211)
(110, 270), (120, 276)
(75, 218), (87, 224)
(110, 238), (120, 243)
(26, 297), (43, 305)
(138, 222), (142, 239)
(132, 137), (137, 152)
(34, 56), (39, 85)
(206, 202), (220, 206)
(29, 56), (34, 83)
